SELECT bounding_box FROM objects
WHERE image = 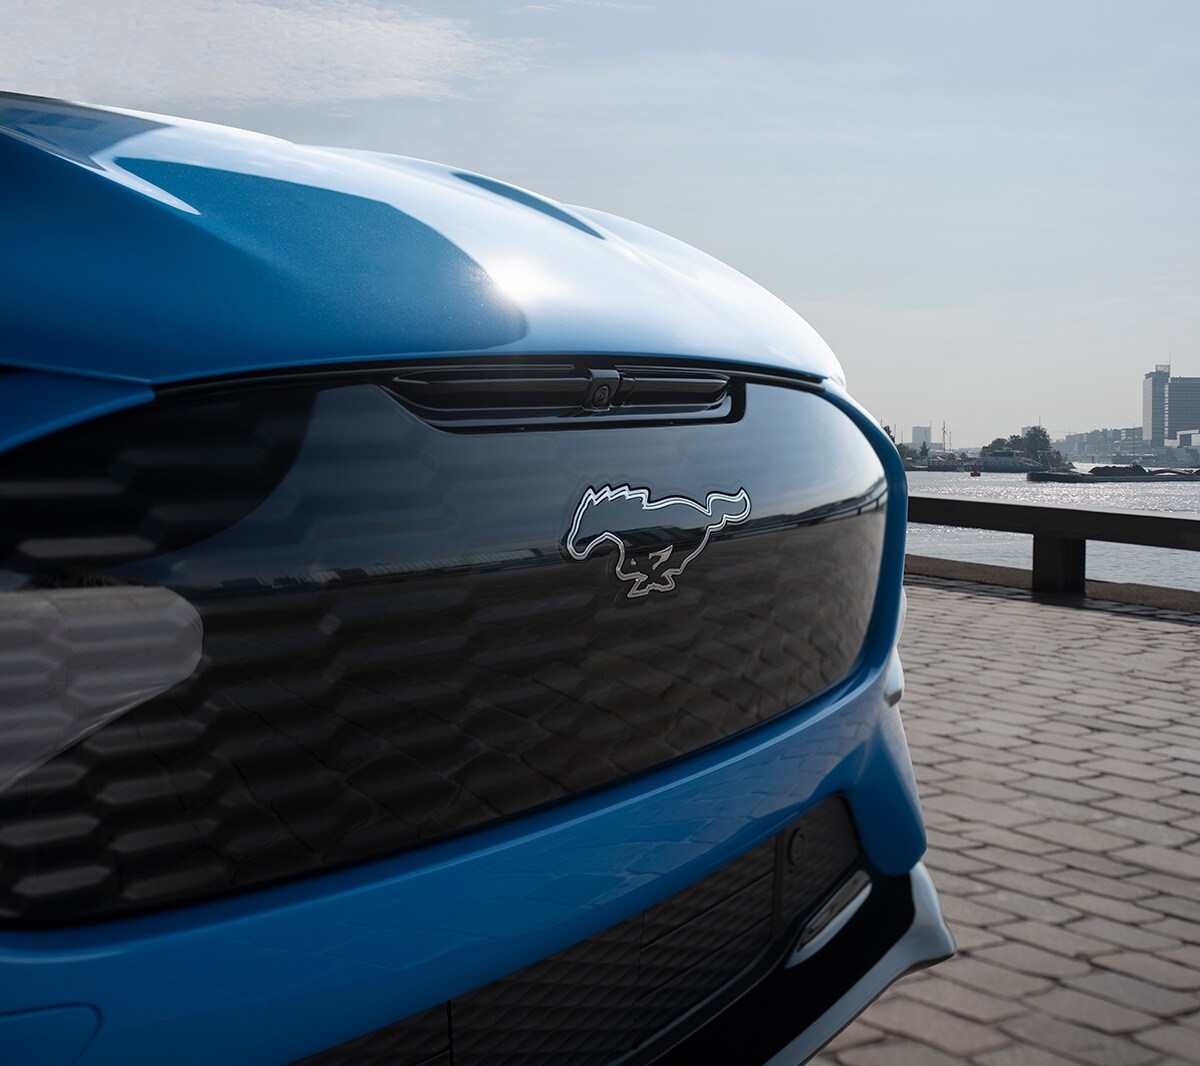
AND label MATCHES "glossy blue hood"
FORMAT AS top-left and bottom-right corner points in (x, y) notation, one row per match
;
(0, 93), (843, 387)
